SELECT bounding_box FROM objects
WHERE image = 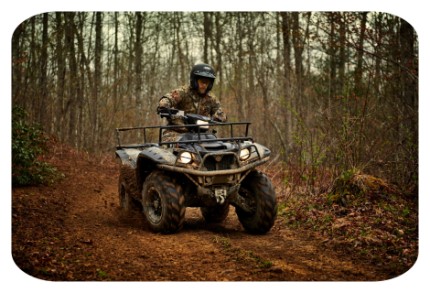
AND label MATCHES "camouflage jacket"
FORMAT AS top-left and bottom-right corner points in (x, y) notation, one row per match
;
(158, 85), (227, 125)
